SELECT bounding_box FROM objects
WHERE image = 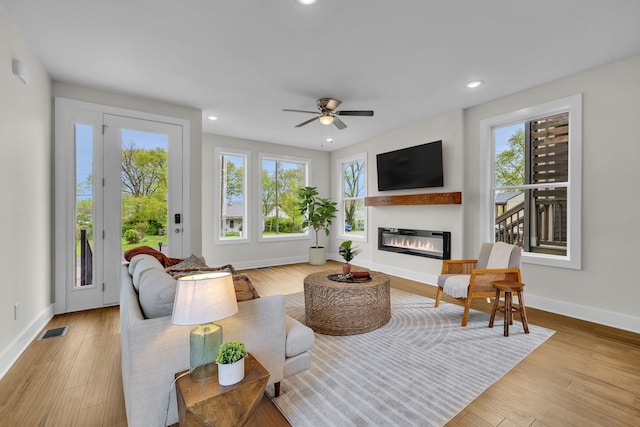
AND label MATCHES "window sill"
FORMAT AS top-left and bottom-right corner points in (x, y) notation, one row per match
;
(522, 252), (581, 270)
